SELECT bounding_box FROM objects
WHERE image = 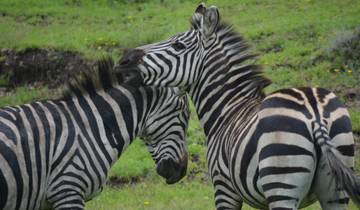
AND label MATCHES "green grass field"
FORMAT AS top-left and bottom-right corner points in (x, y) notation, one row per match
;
(0, 0), (359, 209)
